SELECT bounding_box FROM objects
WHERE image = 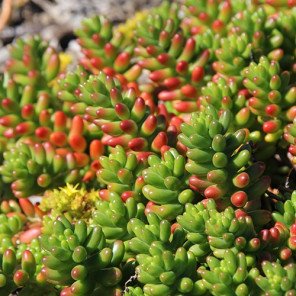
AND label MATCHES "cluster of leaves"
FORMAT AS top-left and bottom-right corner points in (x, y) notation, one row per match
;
(0, 0), (295, 295)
